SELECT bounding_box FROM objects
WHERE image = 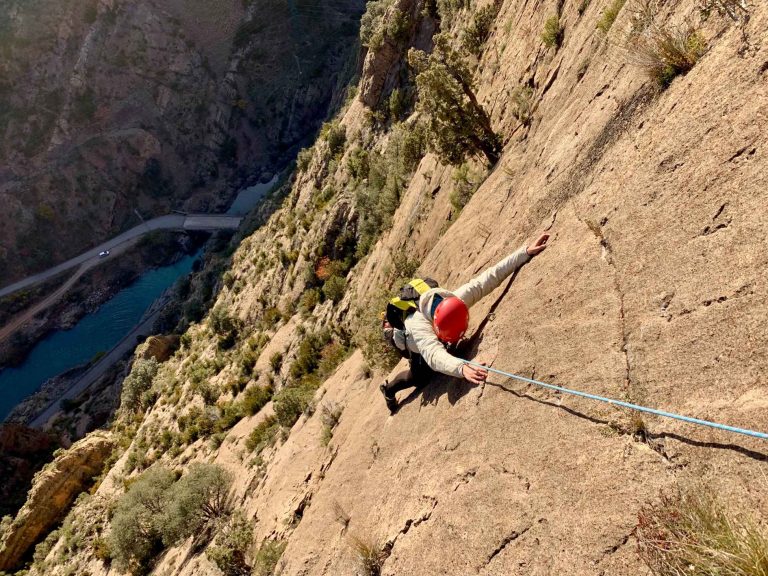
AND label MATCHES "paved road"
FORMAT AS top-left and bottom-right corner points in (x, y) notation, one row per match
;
(0, 214), (242, 299)
(28, 302), (165, 429)
(0, 237), (144, 343)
